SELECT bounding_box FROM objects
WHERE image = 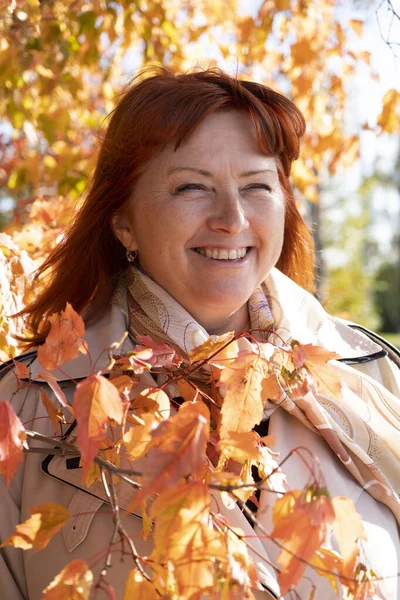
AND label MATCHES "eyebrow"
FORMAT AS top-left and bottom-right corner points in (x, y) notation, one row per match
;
(167, 167), (277, 177)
